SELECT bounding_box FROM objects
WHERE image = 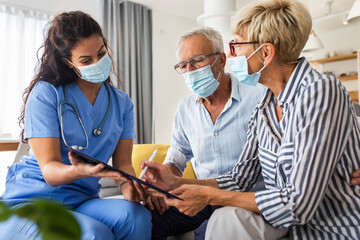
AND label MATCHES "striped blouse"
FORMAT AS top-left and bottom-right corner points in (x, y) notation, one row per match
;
(216, 58), (360, 239)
